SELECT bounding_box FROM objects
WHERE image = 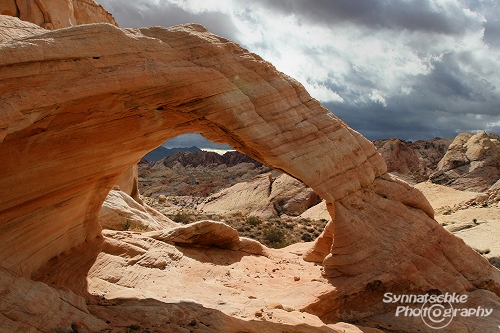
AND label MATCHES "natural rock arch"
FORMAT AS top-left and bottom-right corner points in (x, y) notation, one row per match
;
(0, 19), (386, 275)
(1, 14), (499, 329)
